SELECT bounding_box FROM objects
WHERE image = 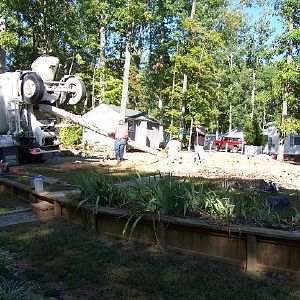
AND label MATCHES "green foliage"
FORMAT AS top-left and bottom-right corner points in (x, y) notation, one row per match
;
(2, 0), (299, 135)
(278, 117), (300, 137)
(59, 123), (82, 146)
(244, 116), (267, 146)
(0, 277), (29, 300)
(292, 207), (300, 223)
(76, 169), (126, 211)
(75, 172), (291, 229)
